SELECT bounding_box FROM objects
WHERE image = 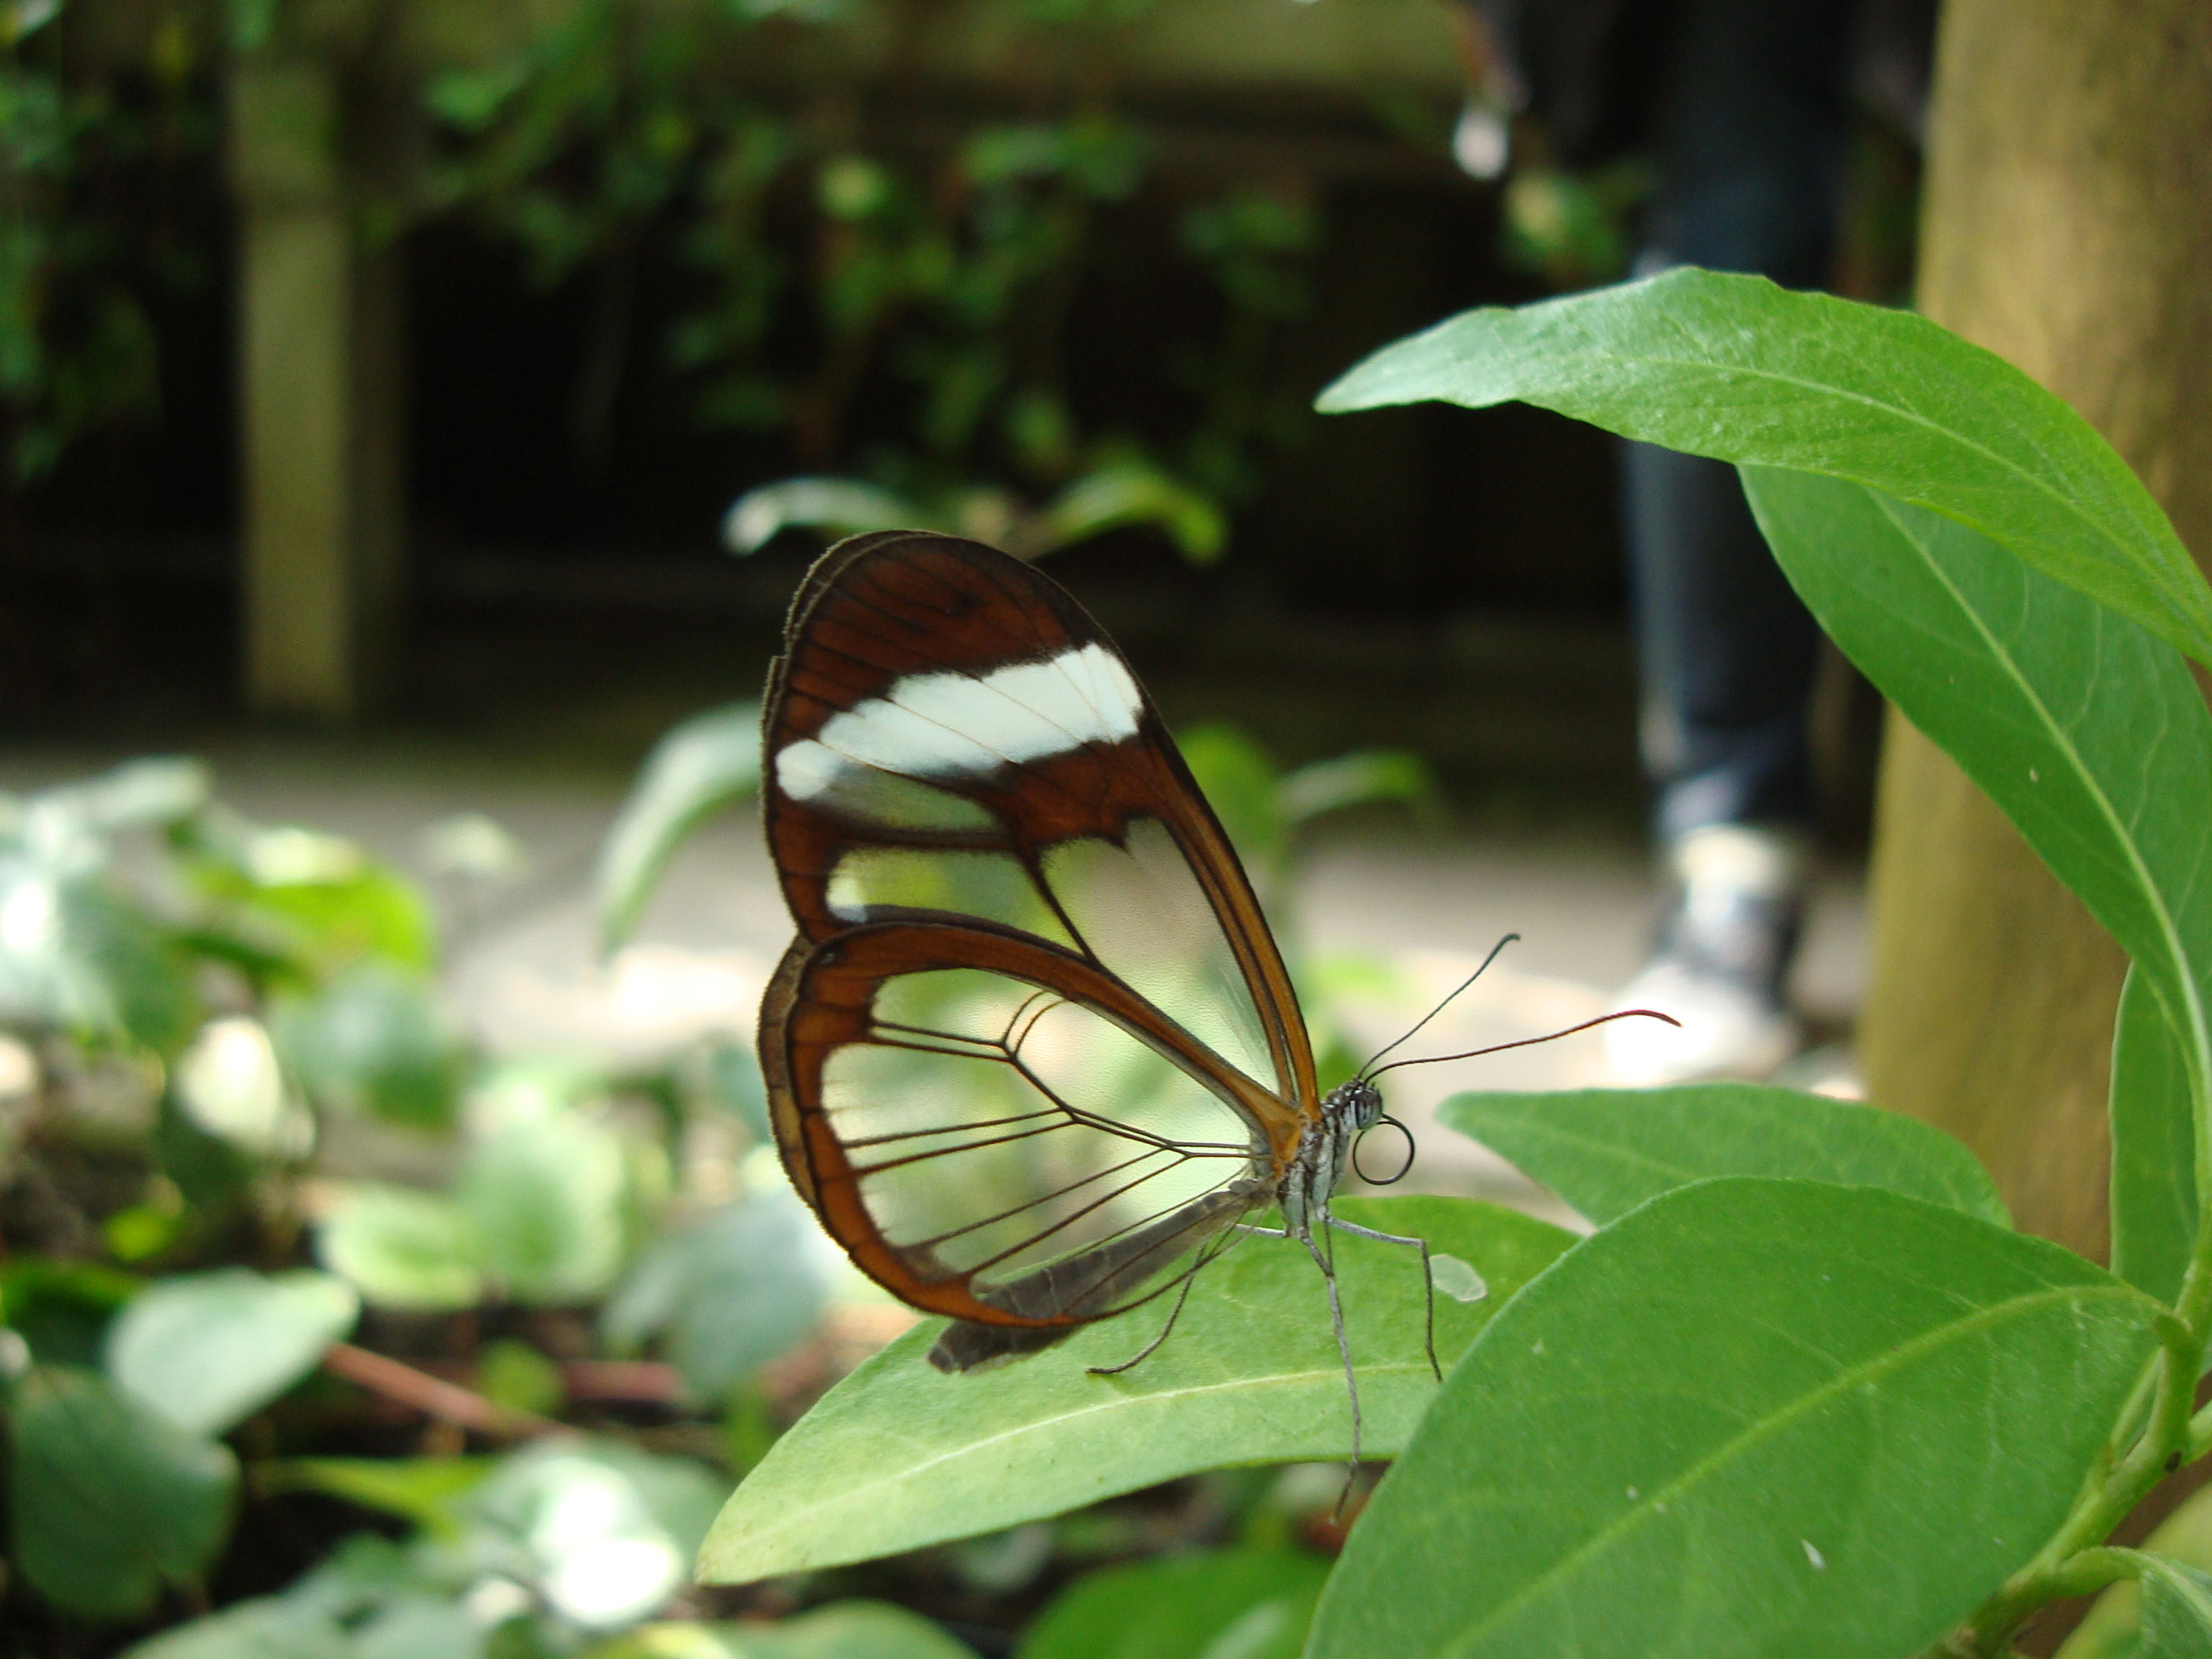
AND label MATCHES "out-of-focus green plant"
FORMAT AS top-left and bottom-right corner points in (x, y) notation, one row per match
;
(423, 0), (1325, 562)
(0, 757), (840, 1645)
(0, 0), (220, 493)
